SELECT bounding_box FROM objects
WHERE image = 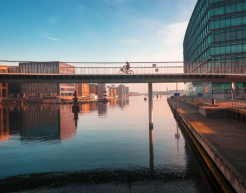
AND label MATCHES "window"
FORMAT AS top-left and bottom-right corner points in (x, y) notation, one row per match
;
(237, 3), (242, 12)
(220, 19), (225, 28)
(237, 17), (242, 25)
(215, 47), (220, 55)
(243, 16), (246, 25)
(215, 20), (219, 28)
(231, 31), (236, 40)
(225, 5), (230, 14)
(237, 44), (242, 53)
(226, 45), (231, 54)
(215, 7), (220, 15)
(221, 46), (226, 54)
(231, 45), (237, 53)
(237, 30), (242, 39)
(231, 18), (237, 26)
(220, 7), (224, 15)
(231, 4), (236, 13)
(225, 18), (230, 27)
(226, 31), (230, 41)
